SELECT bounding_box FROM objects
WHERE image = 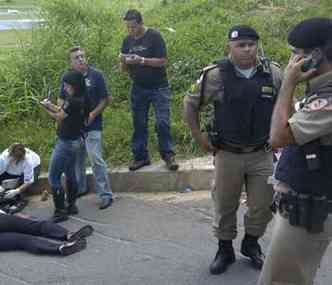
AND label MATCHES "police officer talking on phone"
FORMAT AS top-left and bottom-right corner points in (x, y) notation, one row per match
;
(258, 17), (332, 285)
(184, 25), (282, 275)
